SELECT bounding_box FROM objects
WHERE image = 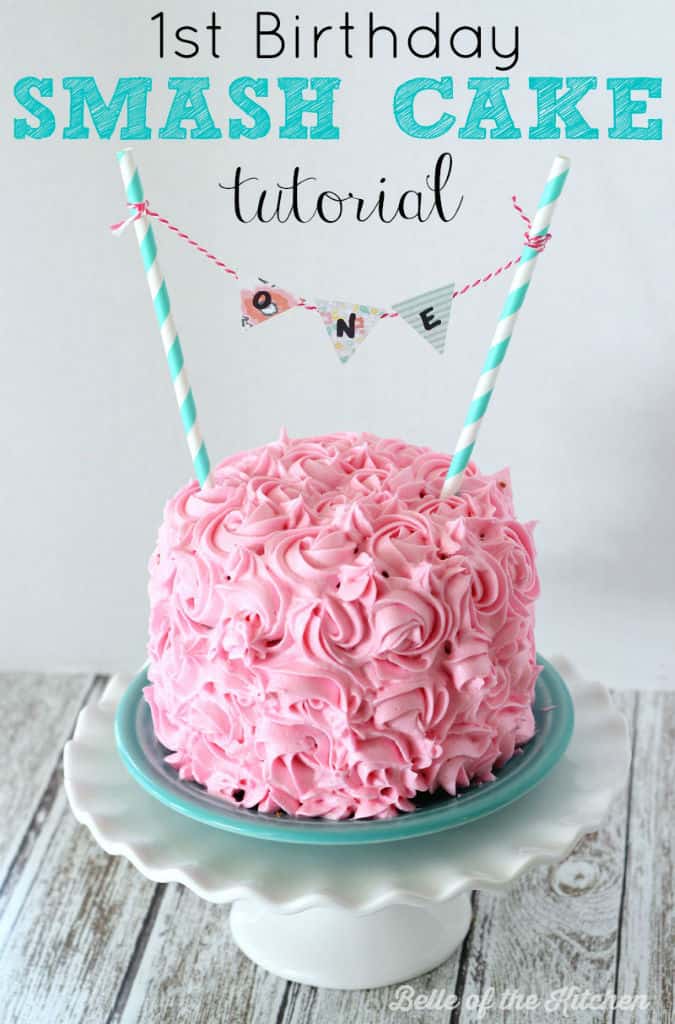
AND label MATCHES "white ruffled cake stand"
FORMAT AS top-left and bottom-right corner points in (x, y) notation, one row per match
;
(64, 656), (629, 990)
